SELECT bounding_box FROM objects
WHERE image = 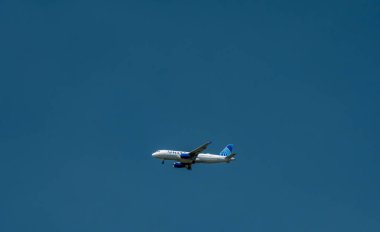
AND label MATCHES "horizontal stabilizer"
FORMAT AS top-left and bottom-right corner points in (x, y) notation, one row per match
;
(225, 153), (236, 161)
